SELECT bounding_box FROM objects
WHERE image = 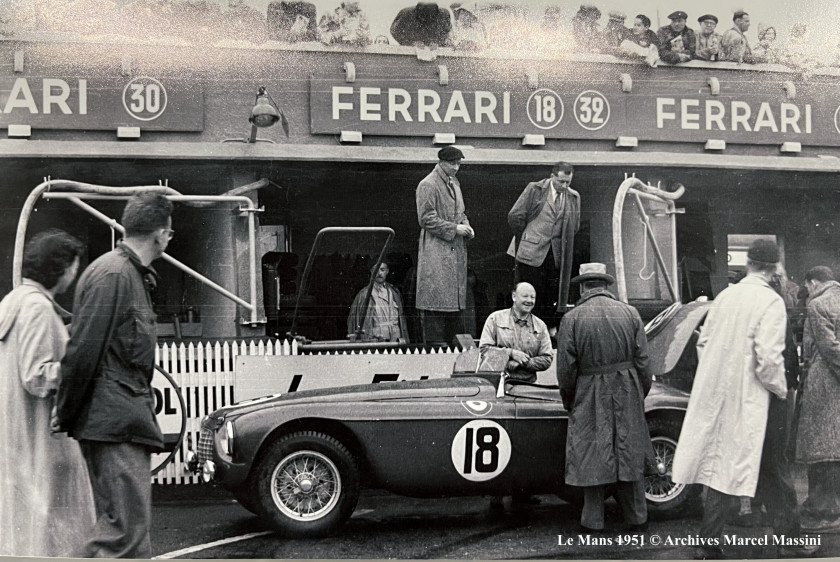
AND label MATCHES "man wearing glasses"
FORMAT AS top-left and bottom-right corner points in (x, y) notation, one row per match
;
(56, 192), (174, 558)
